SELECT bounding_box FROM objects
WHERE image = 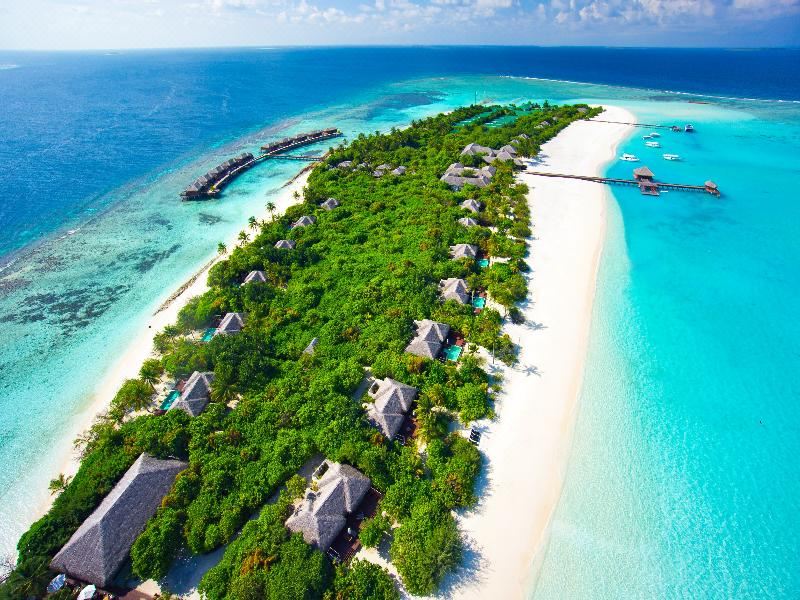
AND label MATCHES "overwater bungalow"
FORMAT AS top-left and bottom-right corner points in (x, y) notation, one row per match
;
(639, 181), (660, 196)
(458, 216), (480, 227)
(449, 243), (479, 260)
(633, 166), (655, 181)
(292, 215), (317, 229)
(170, 371), (214, 416)
(460, 198), (483, 213)
(275, 239), (296, 249)
(366, 378), (418, 440)
(216, 312), (245, 335)
(439, 278), (470, 304)
(320, 198), (340, 211)
(704, 180), (720, 196)
(285, 462), (371, 551)
(49, 454), (187, 587)
(242, 270), (267, 285)
(404, 319), (450, 359)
